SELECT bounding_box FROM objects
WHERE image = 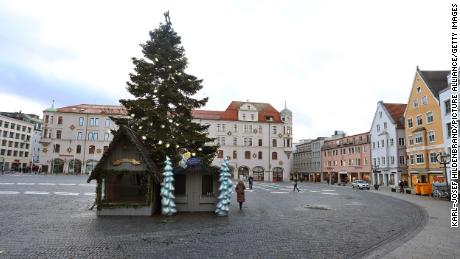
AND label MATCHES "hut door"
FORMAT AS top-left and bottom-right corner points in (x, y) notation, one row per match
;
(187, 172), (201, 211)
